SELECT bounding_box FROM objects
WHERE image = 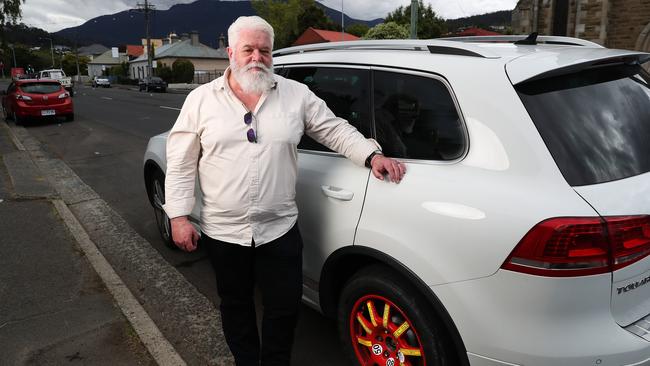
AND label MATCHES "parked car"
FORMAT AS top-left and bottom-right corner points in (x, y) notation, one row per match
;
(139, 76), (167, 92)
(143, 36), (650, 366)
(92, 76), (111, 88)
(38, 69), (74, 97)
(2, 79), (74, 125)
